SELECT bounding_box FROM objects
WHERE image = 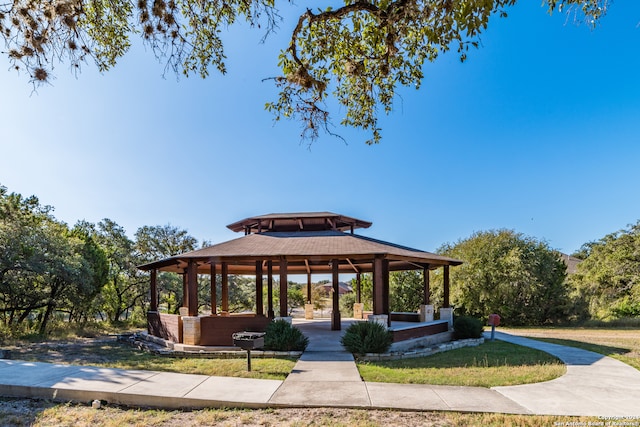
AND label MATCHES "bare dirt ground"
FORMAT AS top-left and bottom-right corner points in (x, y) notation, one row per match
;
(6, 336), (120, 365)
